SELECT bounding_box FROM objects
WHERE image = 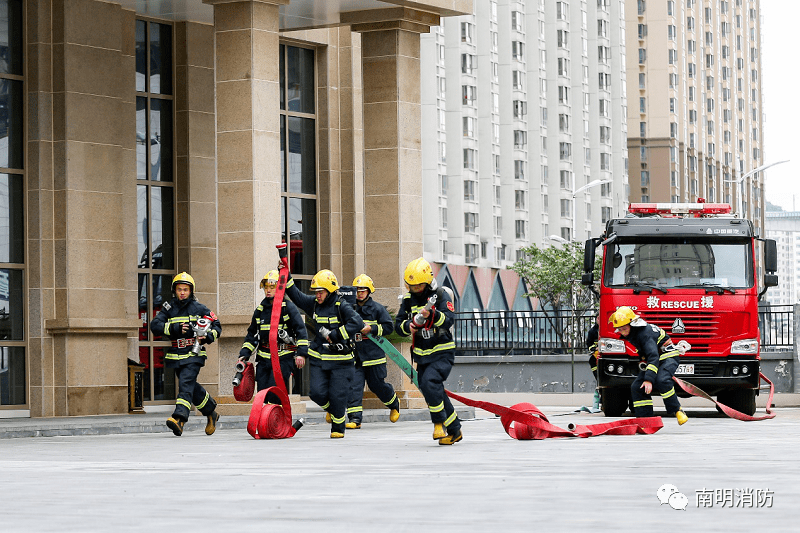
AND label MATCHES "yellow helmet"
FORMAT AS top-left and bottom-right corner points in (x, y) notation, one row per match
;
(404, 257), (433, 285)
(352, 274), (375, 294)
(172, 272), (195, 293)
(260, 270), (280, 289)
(310, 269), (339, 293)
(609, 306), (639, 328)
